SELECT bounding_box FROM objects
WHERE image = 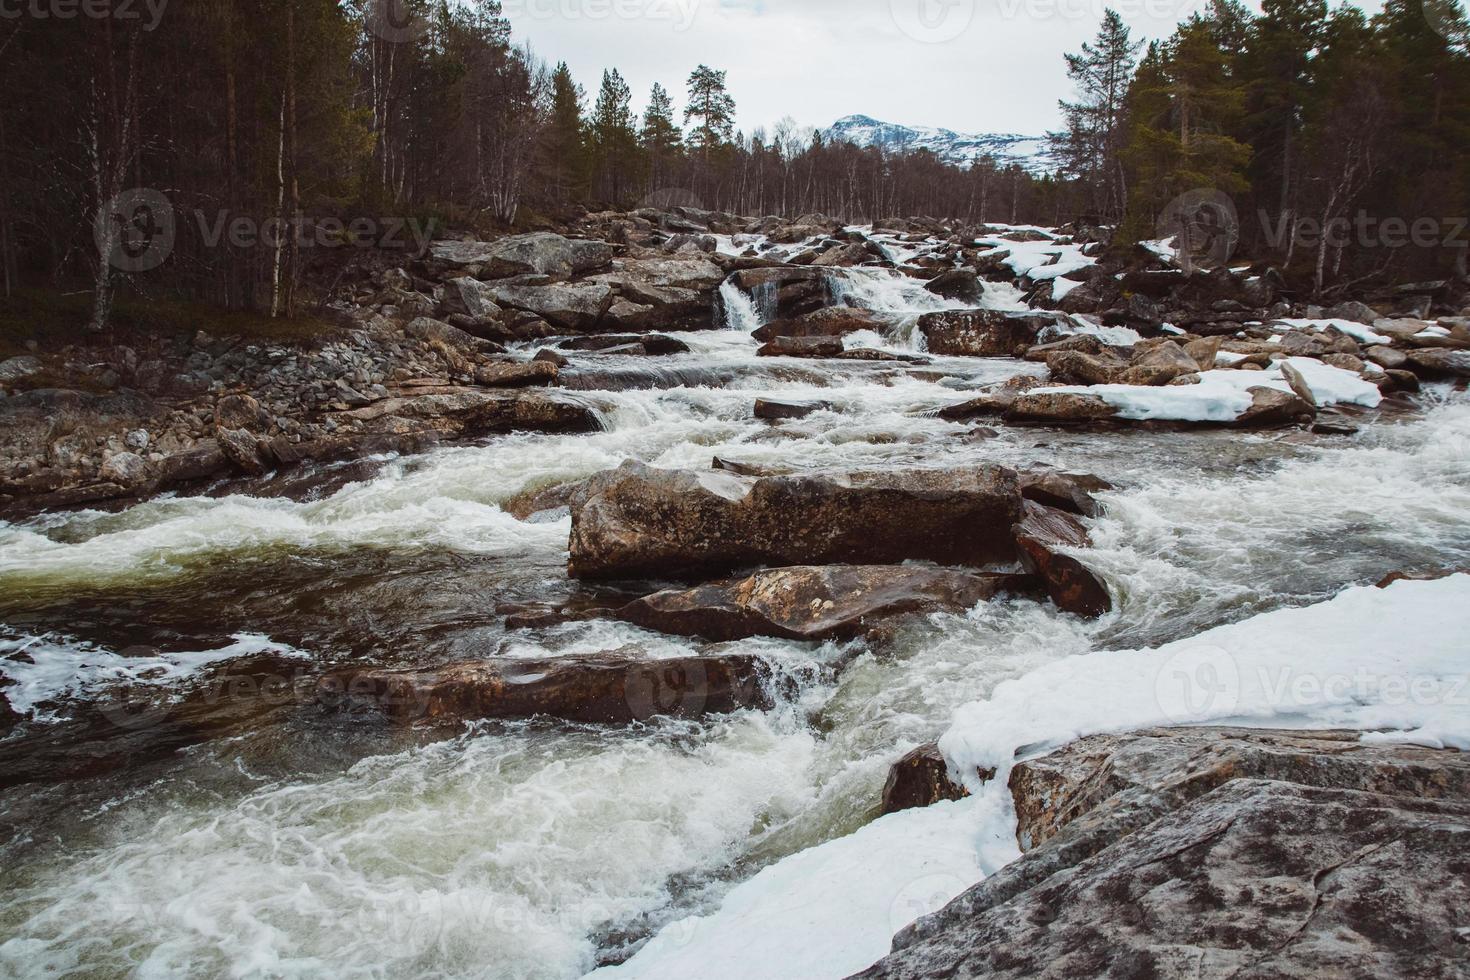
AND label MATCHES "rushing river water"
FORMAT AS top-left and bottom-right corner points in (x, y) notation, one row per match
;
(2, 251), (1469, 978)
